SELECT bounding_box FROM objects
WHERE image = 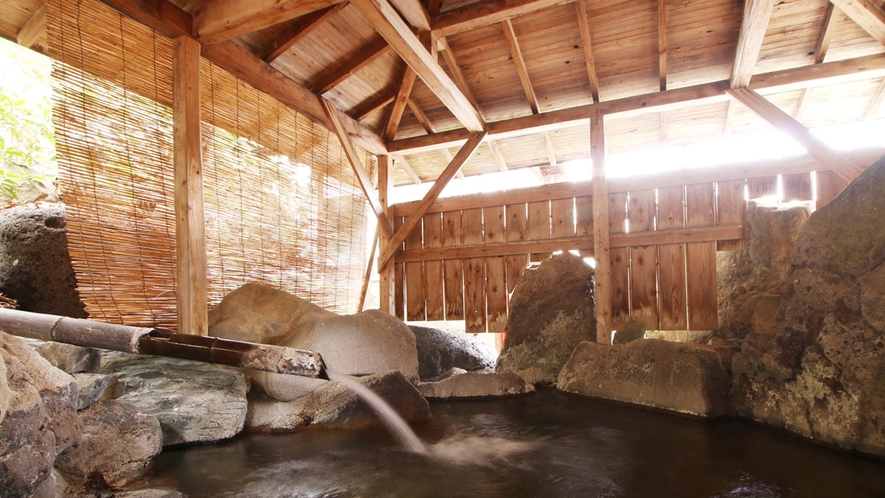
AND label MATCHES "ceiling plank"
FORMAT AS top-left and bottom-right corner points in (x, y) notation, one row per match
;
(502, 18), (540, 114)
(313, 38), (391, 94)
(408, 98), (437, 133)
(353, 0), (485, 132)
(831, 0), (885, 45)
(393, 155), (423, 184)
(488, 140), (509, 173)
(814, 2), (839, 64)
(574, 0), (599, 103)
(193, 0), (347, 45)
(657, 0), (667, 91)
(433, 0), (574, 38)
(17, 4), (47, 53)
(352, 90), (396, 120)
(379, 132), (488, 266)
(98, 0), (387, 155)
(322, 97), (396, 239)
(731, 0), (776, 87)
(257, 3), (347, 63)
(385, 68), (418, 140)
(865, 76), (885, 119)
(541, 131), (561, 175)
(390, 0), (431, 31)
(727, 87), (864, 182)
(438, 38), (482, 110)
